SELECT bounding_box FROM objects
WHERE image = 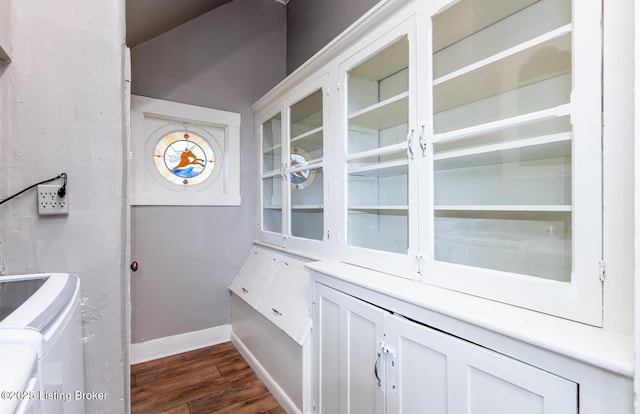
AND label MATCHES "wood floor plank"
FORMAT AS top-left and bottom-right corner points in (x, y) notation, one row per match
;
(130, 341), (284, 414)
(134, 347), (241, 385)
(156, 403), (191, 414)
(213, 393), (282, 414)
(187, 379), (268, 413)
(216, 356), (250, 376)
(131, 342), (235, 375)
